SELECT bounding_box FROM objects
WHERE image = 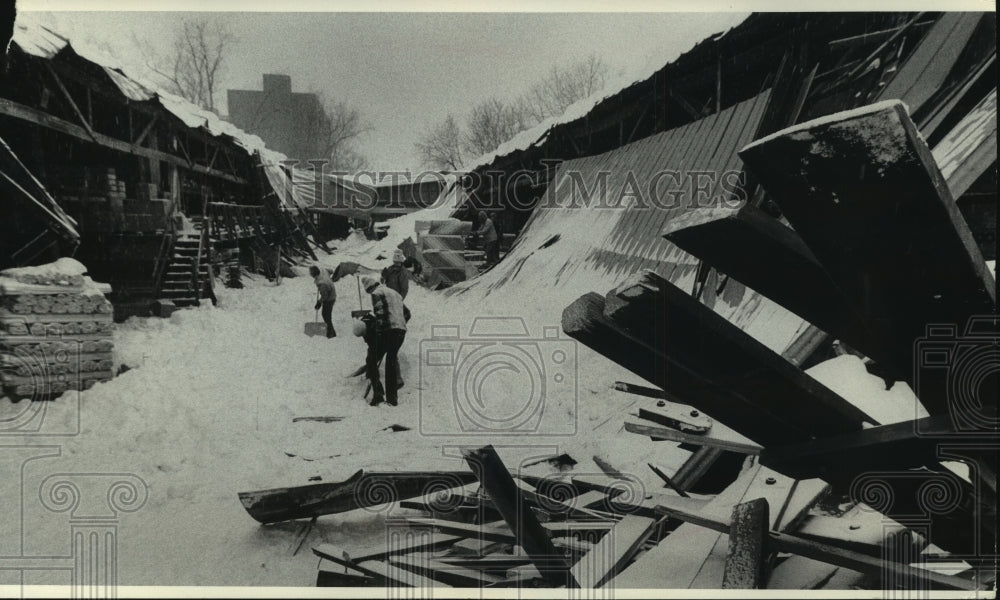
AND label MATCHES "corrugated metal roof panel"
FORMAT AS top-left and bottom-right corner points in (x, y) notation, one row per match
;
(457, 91), (808, 355)
(876, 13), (986, 114)
(933, 88), (997, 198)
